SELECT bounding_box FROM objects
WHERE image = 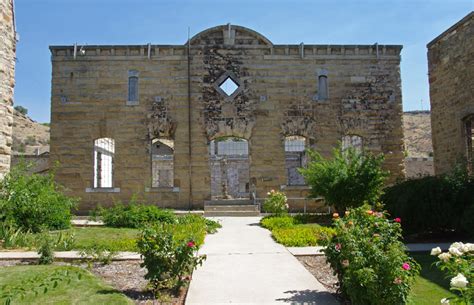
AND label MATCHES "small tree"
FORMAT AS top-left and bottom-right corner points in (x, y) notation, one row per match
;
(14, 105), (28, 115)
(299, 146), (388, 212)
